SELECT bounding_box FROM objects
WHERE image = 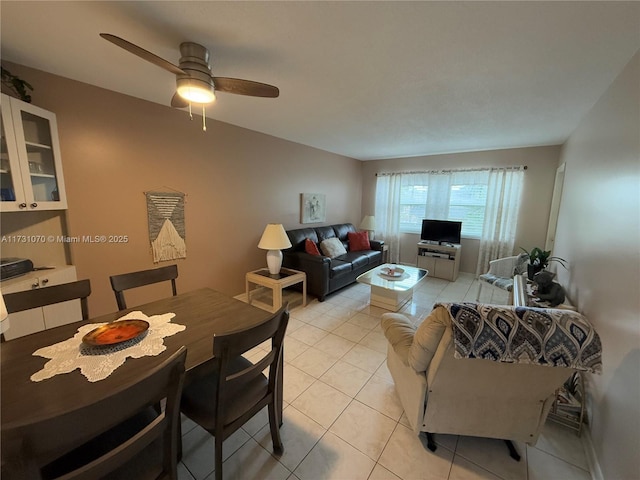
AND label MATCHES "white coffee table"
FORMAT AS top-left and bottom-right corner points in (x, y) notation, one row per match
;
(356, 264), (428, 311)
